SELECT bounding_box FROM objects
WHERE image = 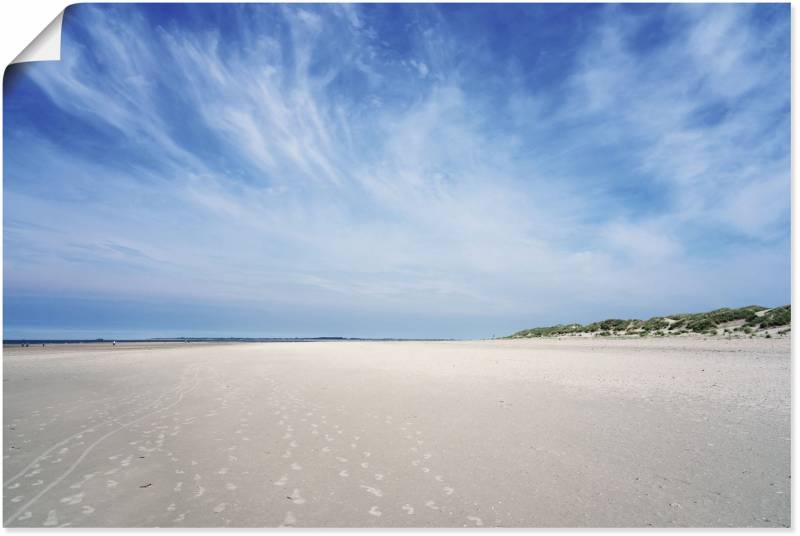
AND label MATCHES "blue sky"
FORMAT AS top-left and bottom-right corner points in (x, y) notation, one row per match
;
(3, 3), (790, 339)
